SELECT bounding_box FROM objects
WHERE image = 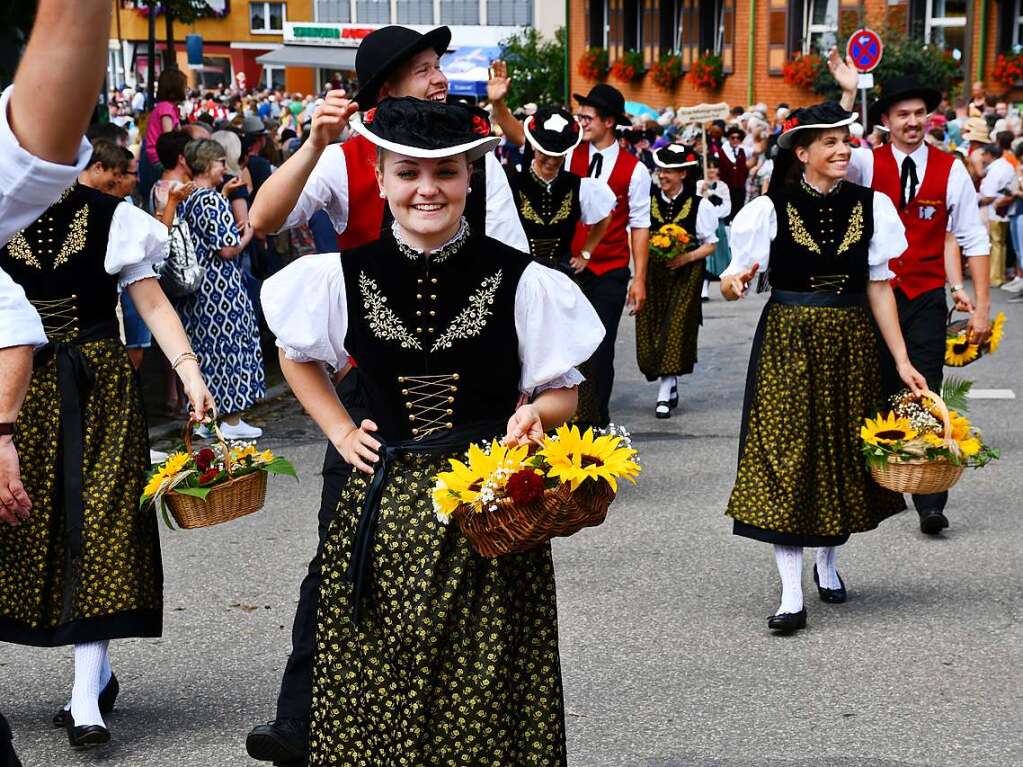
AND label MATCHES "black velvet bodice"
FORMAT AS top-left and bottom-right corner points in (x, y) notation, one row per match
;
(0, 183), (122, 339)
(342, 225), (532, 442)
(767, 180), (875, 294)
(509, 168), (582, 267)
(650, 185), (700, 234)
